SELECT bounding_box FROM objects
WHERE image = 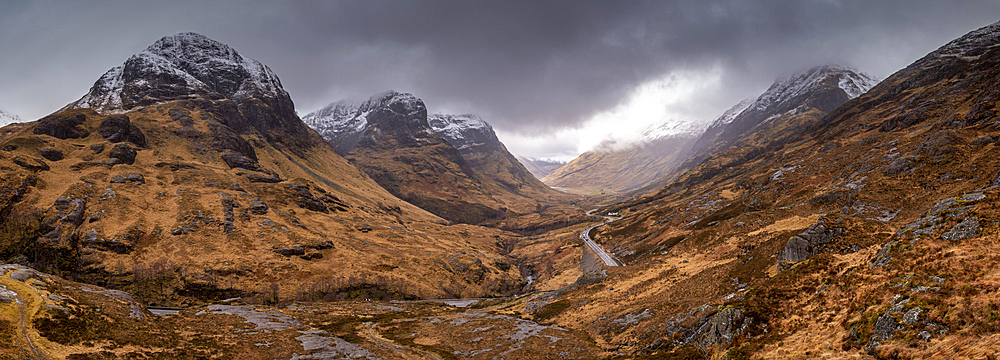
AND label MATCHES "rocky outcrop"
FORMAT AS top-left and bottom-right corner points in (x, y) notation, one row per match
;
(109, 173), (145, 185)
(97, 115), (147, 147)
(691, 307), (750, 350)
(108, 143), (137, 165)
(33, 113), (89, 139)
(778, 217), (845, 265)
(39, 148), (64, 161)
